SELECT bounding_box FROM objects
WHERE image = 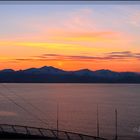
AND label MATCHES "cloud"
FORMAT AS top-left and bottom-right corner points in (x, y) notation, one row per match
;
(2, 51), (140, 63)
(0, 41), (81, 49)
(106, 51), (140, 59)
(31, 51), (140, 62)
(48, 30), (120, 43)
(107, 51), (133, 58)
